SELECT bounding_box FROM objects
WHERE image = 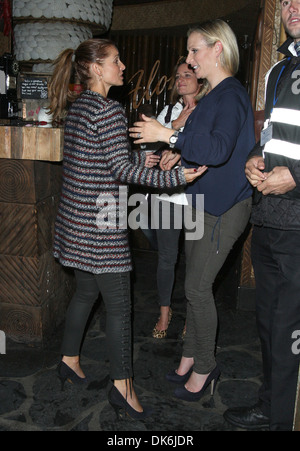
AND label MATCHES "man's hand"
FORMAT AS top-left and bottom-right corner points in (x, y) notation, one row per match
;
(245, 156), (266, 188)
(257, 166), (296, 196)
